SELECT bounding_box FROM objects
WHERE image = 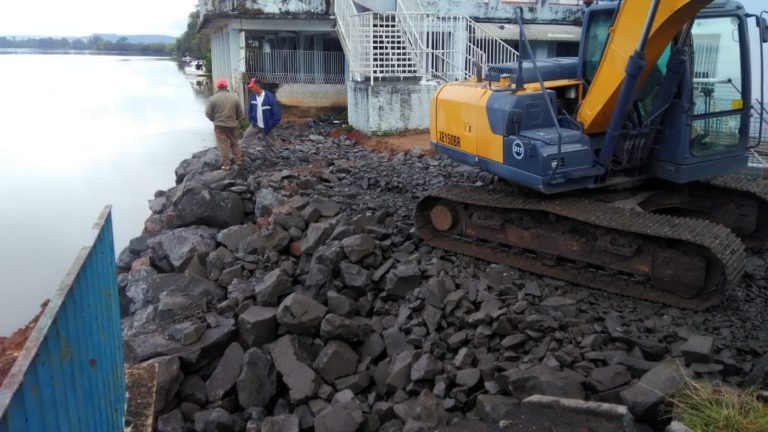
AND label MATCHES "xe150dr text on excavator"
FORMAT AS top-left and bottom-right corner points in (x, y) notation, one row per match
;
(416, 0), (768, 309)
